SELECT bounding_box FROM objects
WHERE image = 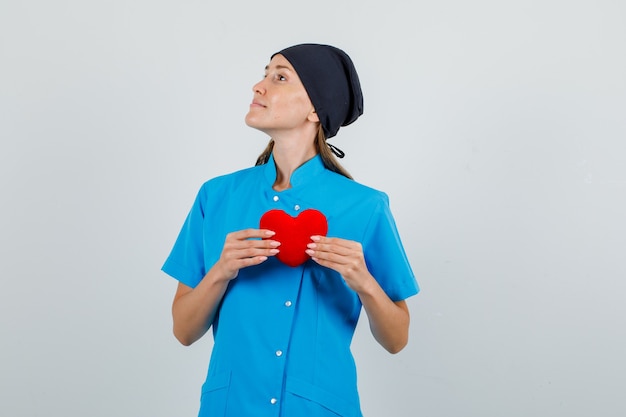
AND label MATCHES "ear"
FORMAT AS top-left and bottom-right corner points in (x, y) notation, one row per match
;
(307, 109), (319, 123)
